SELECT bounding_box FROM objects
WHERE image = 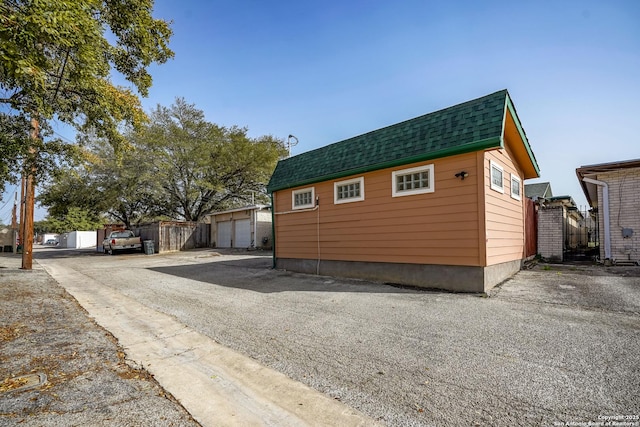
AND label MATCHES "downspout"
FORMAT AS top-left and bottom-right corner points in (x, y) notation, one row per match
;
(582, 177), (611, 260)
(270, 193), (276, 269)
(253, 206), (257, 249)
(316, 196), (320, 276)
